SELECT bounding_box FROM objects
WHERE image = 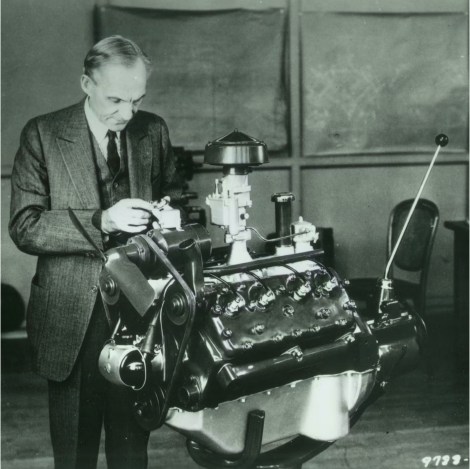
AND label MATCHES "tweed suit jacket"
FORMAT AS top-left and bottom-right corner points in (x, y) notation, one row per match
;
(9, 99), (182, 382)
